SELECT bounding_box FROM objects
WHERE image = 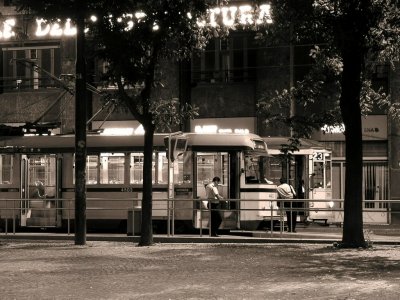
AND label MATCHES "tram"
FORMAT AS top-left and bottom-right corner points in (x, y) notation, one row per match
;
(0, 132), (280, 232)
(264, 137), (334, 225)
